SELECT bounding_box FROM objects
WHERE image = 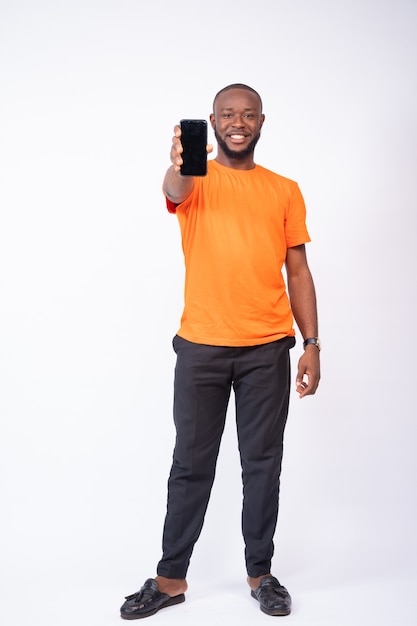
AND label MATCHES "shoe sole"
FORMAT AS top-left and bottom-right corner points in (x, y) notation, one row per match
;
(121, 594), (185, 620)
(259, 605), (291, 616)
